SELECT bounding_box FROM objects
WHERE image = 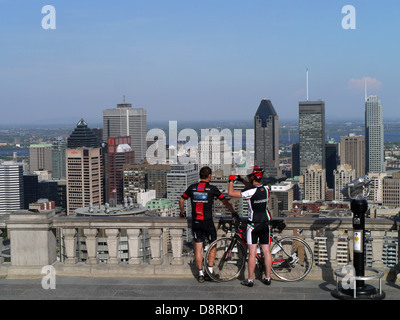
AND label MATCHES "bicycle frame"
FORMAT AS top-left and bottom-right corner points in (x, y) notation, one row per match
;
(218, 218), (287, 267)
(236, 225), (288, 267)
(206, 217), (313, 282)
